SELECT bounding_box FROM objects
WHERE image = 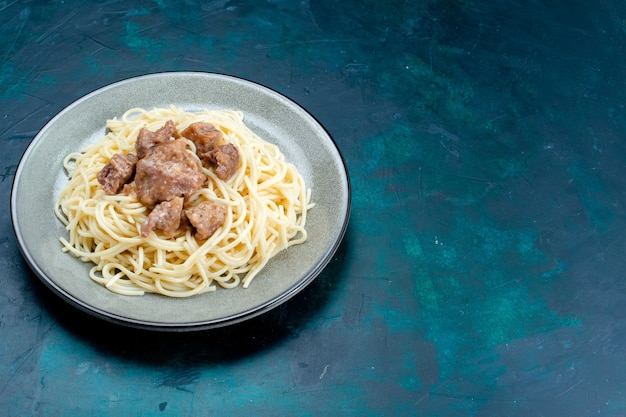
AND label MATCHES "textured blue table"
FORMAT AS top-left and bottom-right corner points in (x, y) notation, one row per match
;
(2, 1), (626, 416)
